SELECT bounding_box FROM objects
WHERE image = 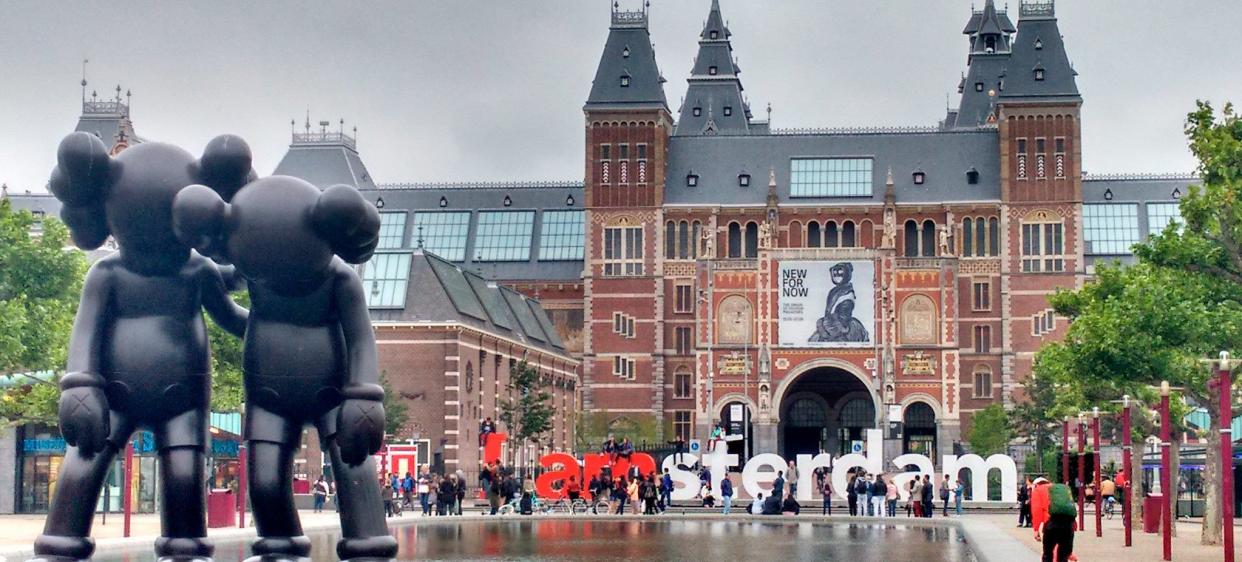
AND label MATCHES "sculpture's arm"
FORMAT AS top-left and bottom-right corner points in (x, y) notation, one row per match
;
(333, 262), (385, 465)
(60, 262), (113, 455)
(198, 257), (248, 337)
